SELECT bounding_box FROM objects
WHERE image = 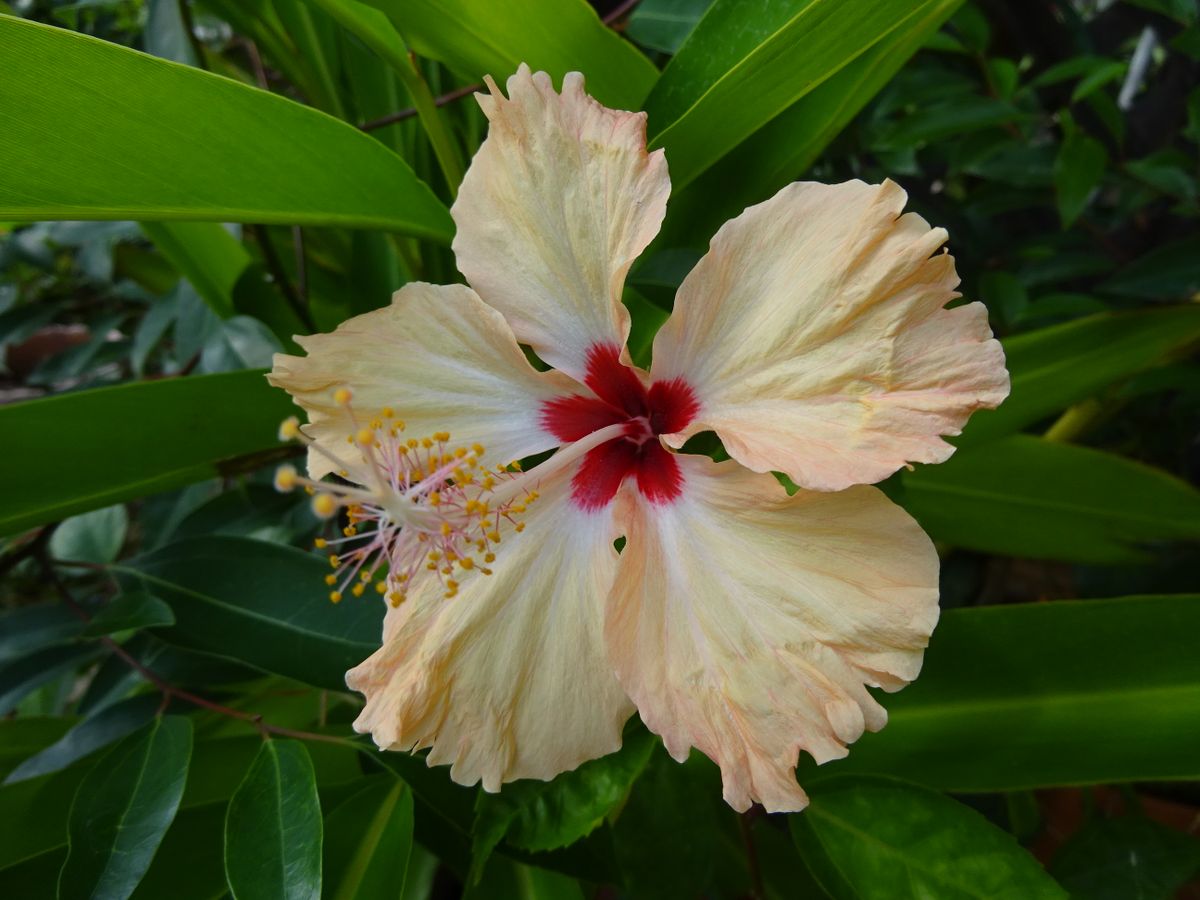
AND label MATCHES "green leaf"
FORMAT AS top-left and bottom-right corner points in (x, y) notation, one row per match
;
(626, 0), (716, 53)
(790, 776), (1066, 899)
(118, 536), (382, 692)
(961, 305), (1200, 445)
(5, 695), (161, 785)
(656, 0), (961, 246)
(901, 436), (1200, 563)
(0, 646), (101, 716)
(870, 96), (1024, 151)
(470, 727), (654, 881)
(1070, 60), (1126, 103)
(49, 504), (129, 565)
(646, 0), (934, 188)
(82, 591), (176, 638)
(363, 0), (658, 109)
(225, 740), (323, 900)
(1055, 133), (1107, 227)
(610, 749), (721, 900)
(323, 776), (414, 900)
(0, 719), (74, 782)
(805, 595), (1200, 792)
(0, 370), (295, 536)
(0, 17), (452, 239)
(1101, 236), (1200, 301)
(139, 222), (248, 320)
(58, 716), (193, 900)
(978, 270), (1028, 327)
(1050, 816), (1200, 899)
(0, 606), (84, 665)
